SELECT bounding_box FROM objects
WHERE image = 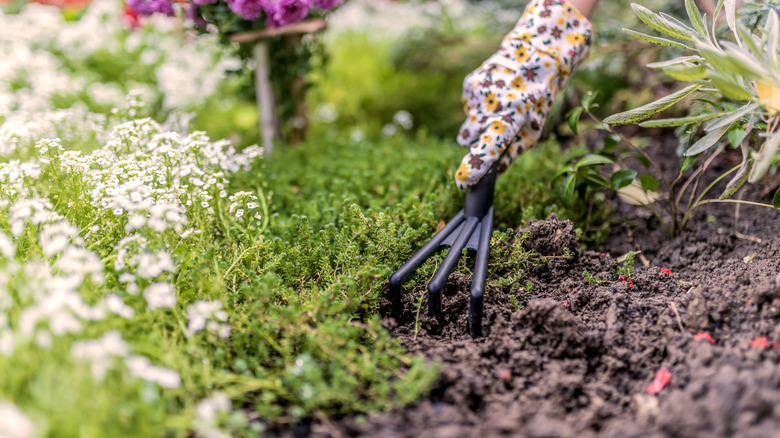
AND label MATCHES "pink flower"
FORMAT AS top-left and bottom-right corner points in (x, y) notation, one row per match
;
(227, 0), (264, 20)
(264, 0), (312, 27)
(315, 0), (338, 11)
